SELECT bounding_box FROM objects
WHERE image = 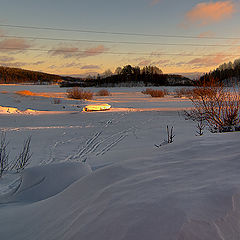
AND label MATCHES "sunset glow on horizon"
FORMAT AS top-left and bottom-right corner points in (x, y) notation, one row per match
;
(0, 0), (240, 78)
